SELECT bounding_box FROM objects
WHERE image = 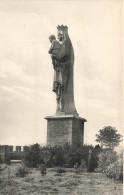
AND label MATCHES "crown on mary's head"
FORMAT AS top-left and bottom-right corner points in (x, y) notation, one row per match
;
(57, 25), (68, 32)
